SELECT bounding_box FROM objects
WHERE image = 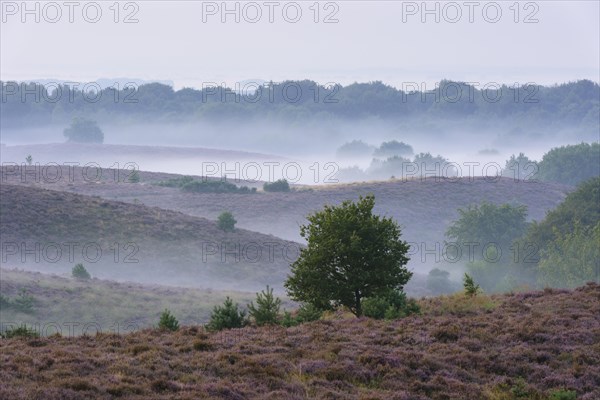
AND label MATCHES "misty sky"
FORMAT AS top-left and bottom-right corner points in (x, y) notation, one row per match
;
(1, 1), (599, 89)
